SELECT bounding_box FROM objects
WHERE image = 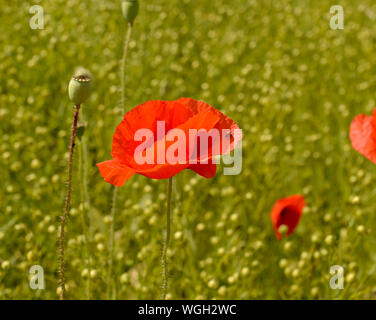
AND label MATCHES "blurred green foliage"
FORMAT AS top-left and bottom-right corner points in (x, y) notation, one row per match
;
(0, 0), (376, 299)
